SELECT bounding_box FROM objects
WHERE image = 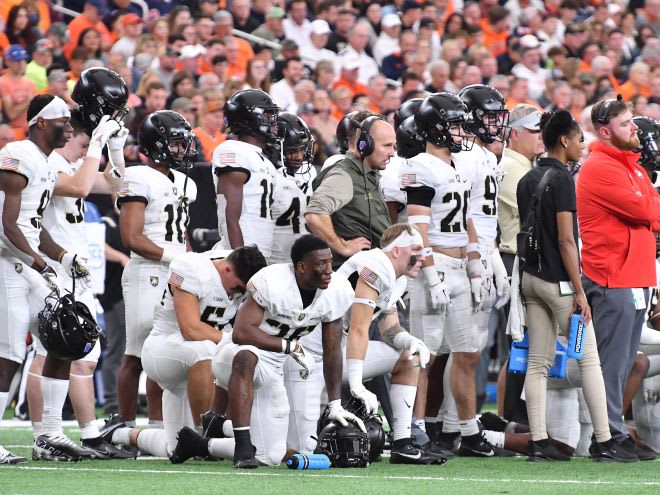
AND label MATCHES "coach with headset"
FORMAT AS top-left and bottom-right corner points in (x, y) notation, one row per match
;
(578, 96), (660, 460)
(306, 111), (396, 268)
